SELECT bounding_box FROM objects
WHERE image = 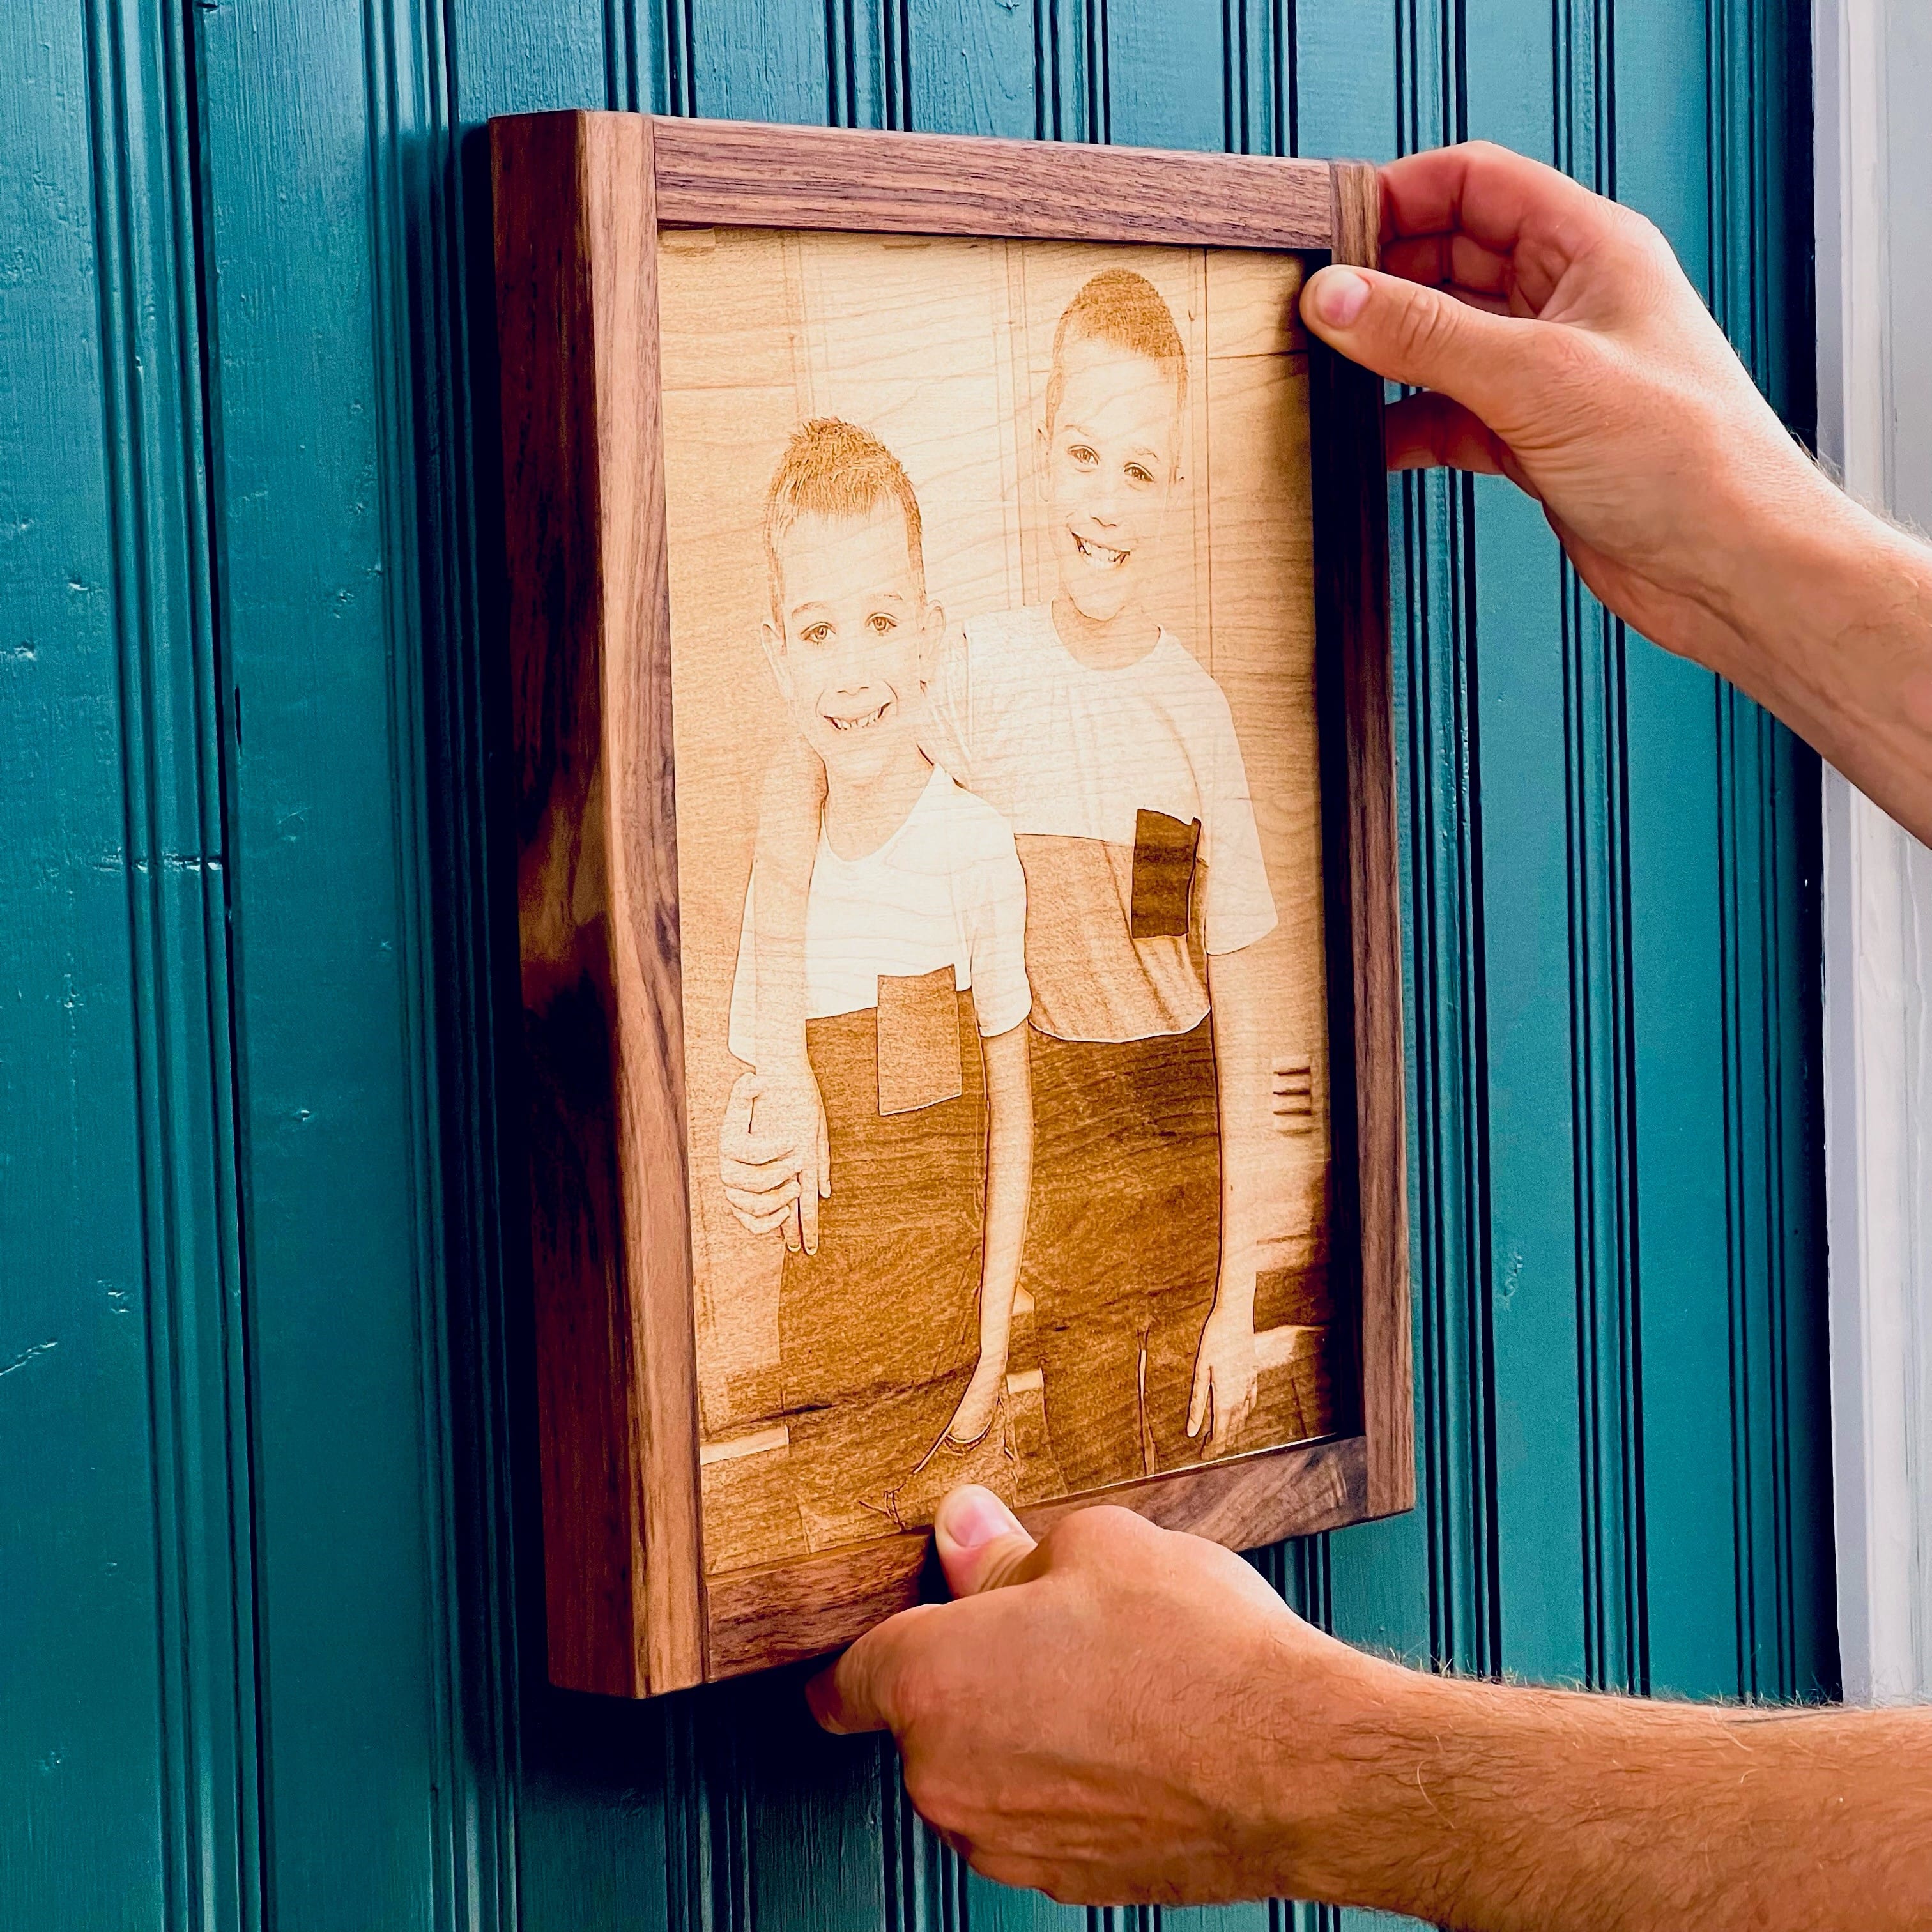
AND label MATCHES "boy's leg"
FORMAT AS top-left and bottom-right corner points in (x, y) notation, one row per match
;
(1023, 1022), (1220, 1489)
